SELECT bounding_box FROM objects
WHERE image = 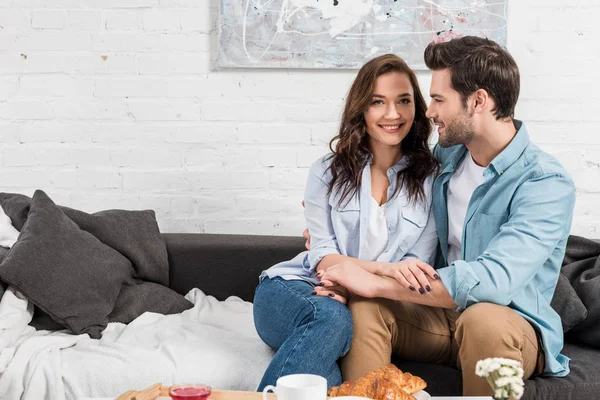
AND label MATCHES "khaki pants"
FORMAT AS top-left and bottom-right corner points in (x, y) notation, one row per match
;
(341, 298), (544, 396)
